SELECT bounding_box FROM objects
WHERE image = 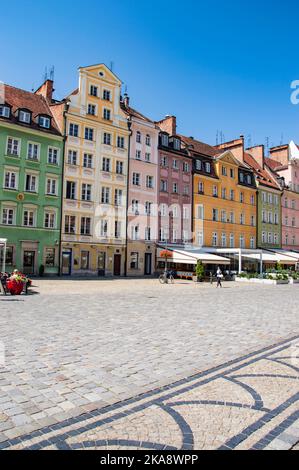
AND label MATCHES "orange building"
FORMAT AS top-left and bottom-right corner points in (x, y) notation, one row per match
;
(180, 136), (257, 249)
